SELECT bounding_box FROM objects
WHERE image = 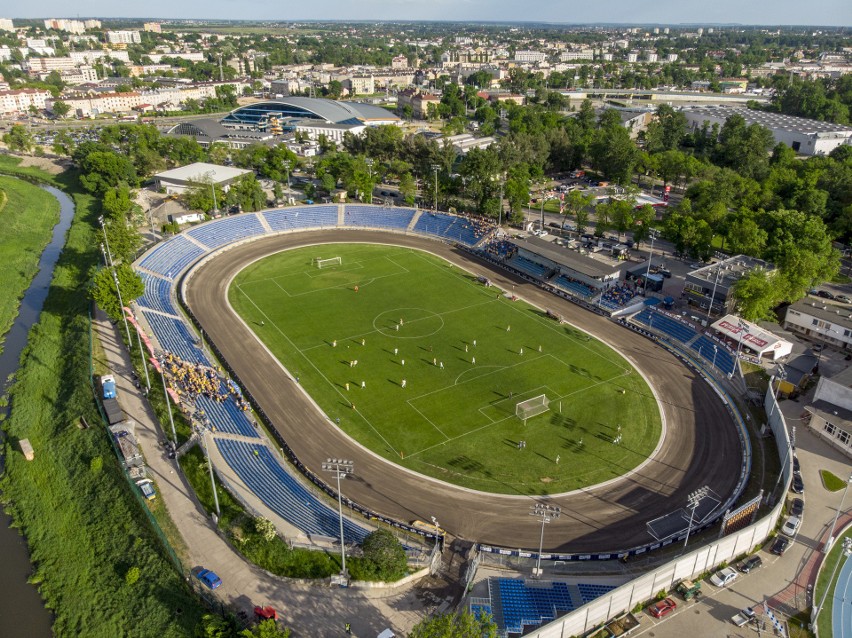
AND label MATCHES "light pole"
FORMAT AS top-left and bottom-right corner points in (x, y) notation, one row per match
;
(365, 158), (374, 204)
(160, 358), (178, 445)
(813, 536), (852, 628)
(283, 160), (291, 204)
(826, 473), (852, 552)
(133, 316), (151, 391)
(530, 503), (560, 578)
(539, 195), (557, 233)
(322, 458), (354, 578)
(431, 164), (440, 212)
(712, 344), (718, 372)
(201, 427), (220, 520)
(705, 263), (723, 326)
(100, 240), (133, 347)
(430, 515), (441, 552)
(642, 230), (658, 296)
(731, 318), (750, 379)
(683, 486), (710, 548)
